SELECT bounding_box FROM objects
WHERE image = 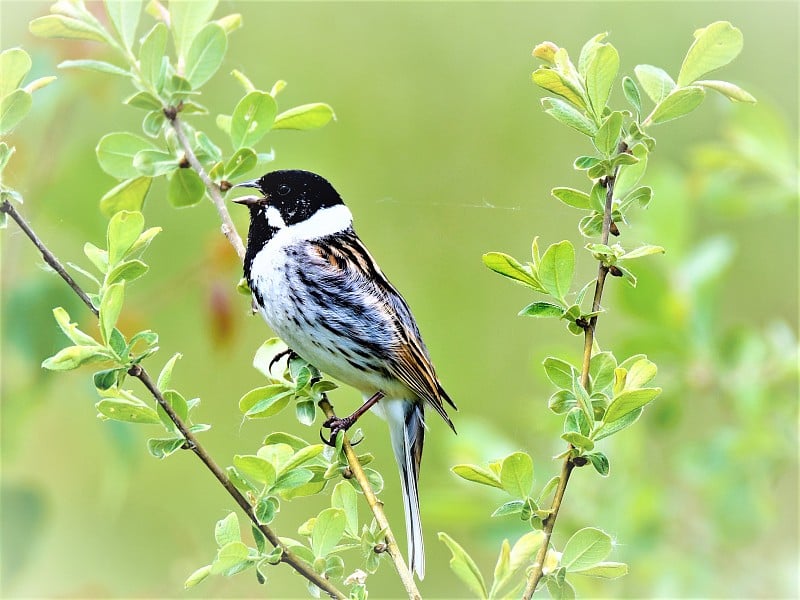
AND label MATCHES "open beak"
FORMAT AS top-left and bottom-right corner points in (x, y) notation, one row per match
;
(232, 179), (266, 206)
